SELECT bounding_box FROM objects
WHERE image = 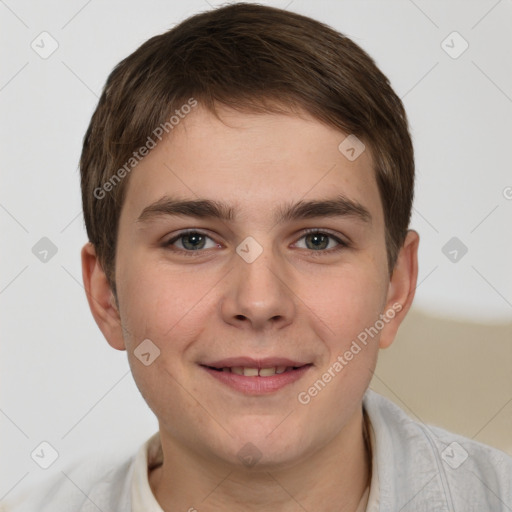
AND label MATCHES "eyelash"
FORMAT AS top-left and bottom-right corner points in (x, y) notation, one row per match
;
(164, 228), (347, 258)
